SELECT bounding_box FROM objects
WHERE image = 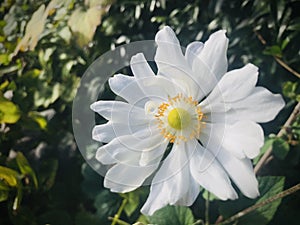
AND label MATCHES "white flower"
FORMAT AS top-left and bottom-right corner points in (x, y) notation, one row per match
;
(90, 26), (285, 215)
